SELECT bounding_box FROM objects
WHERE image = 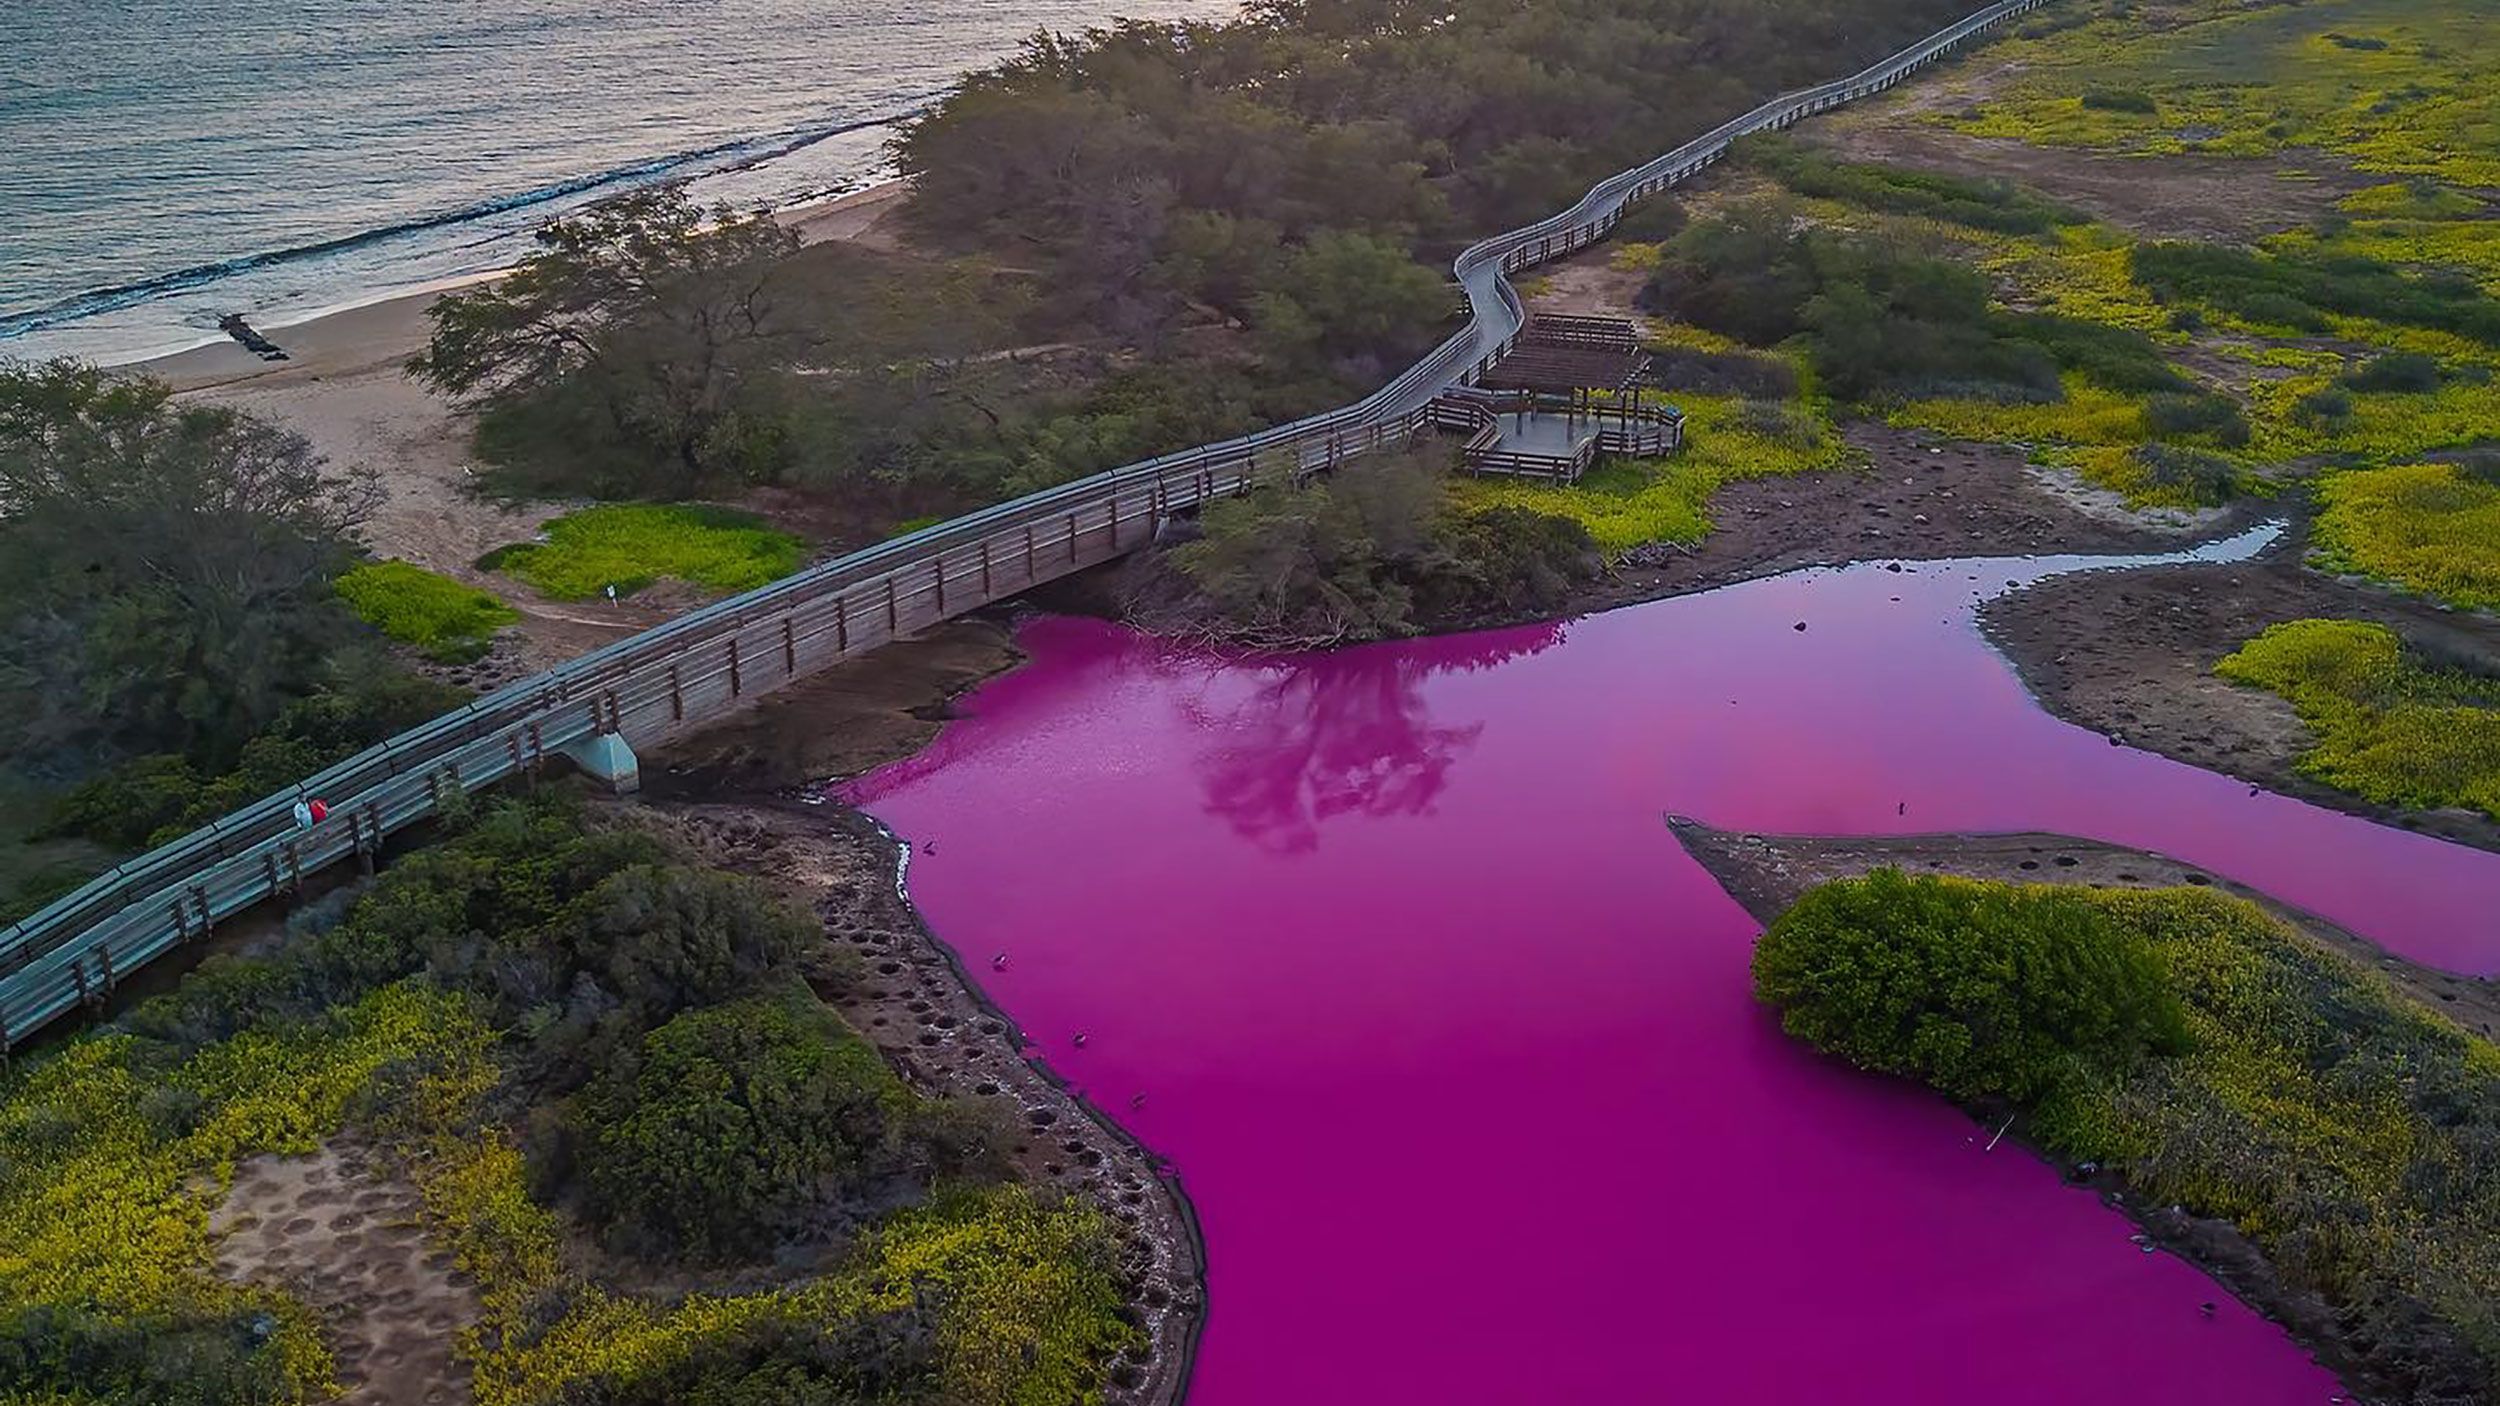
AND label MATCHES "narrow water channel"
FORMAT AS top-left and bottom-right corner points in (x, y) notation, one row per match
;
(849, 527), (2496, 1403)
